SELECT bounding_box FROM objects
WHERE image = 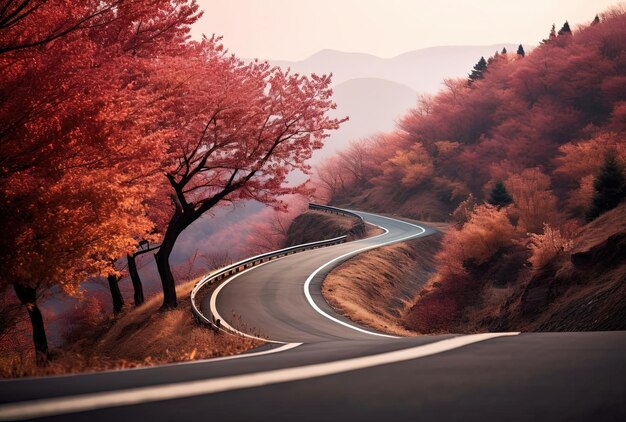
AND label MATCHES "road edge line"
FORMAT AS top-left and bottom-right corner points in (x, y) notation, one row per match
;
(0, 332), (519, 421)
(303, 211), (427, 338)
